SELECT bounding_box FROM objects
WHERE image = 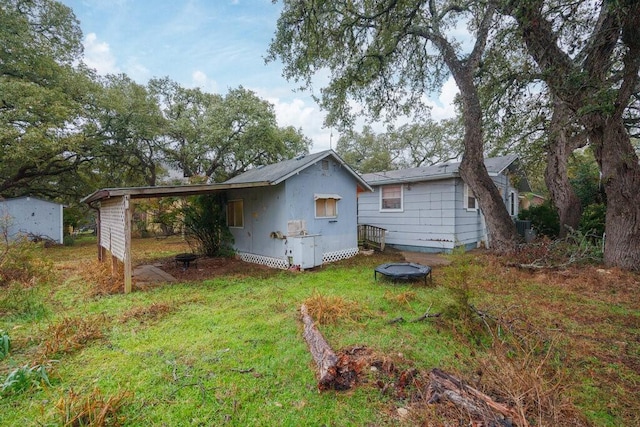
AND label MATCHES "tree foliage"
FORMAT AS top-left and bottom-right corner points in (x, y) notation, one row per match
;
(149, 78), (311, 182)
(0, 0), (96, 199)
